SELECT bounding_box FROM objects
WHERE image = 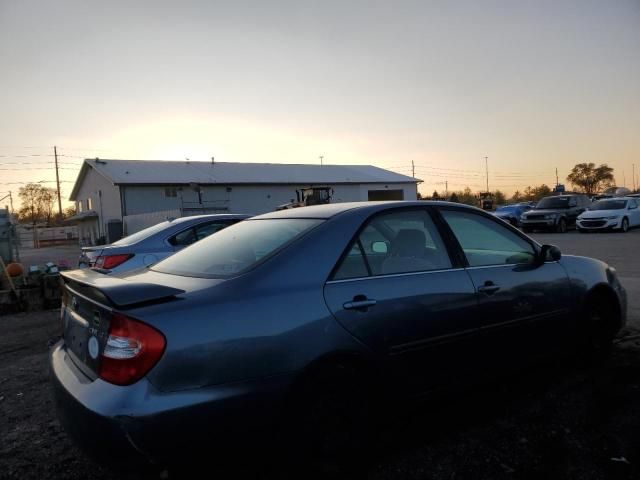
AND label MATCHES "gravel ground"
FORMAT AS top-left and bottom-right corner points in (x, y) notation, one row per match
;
(2, 231), (640, 479)
(2, 315), (640, 479)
